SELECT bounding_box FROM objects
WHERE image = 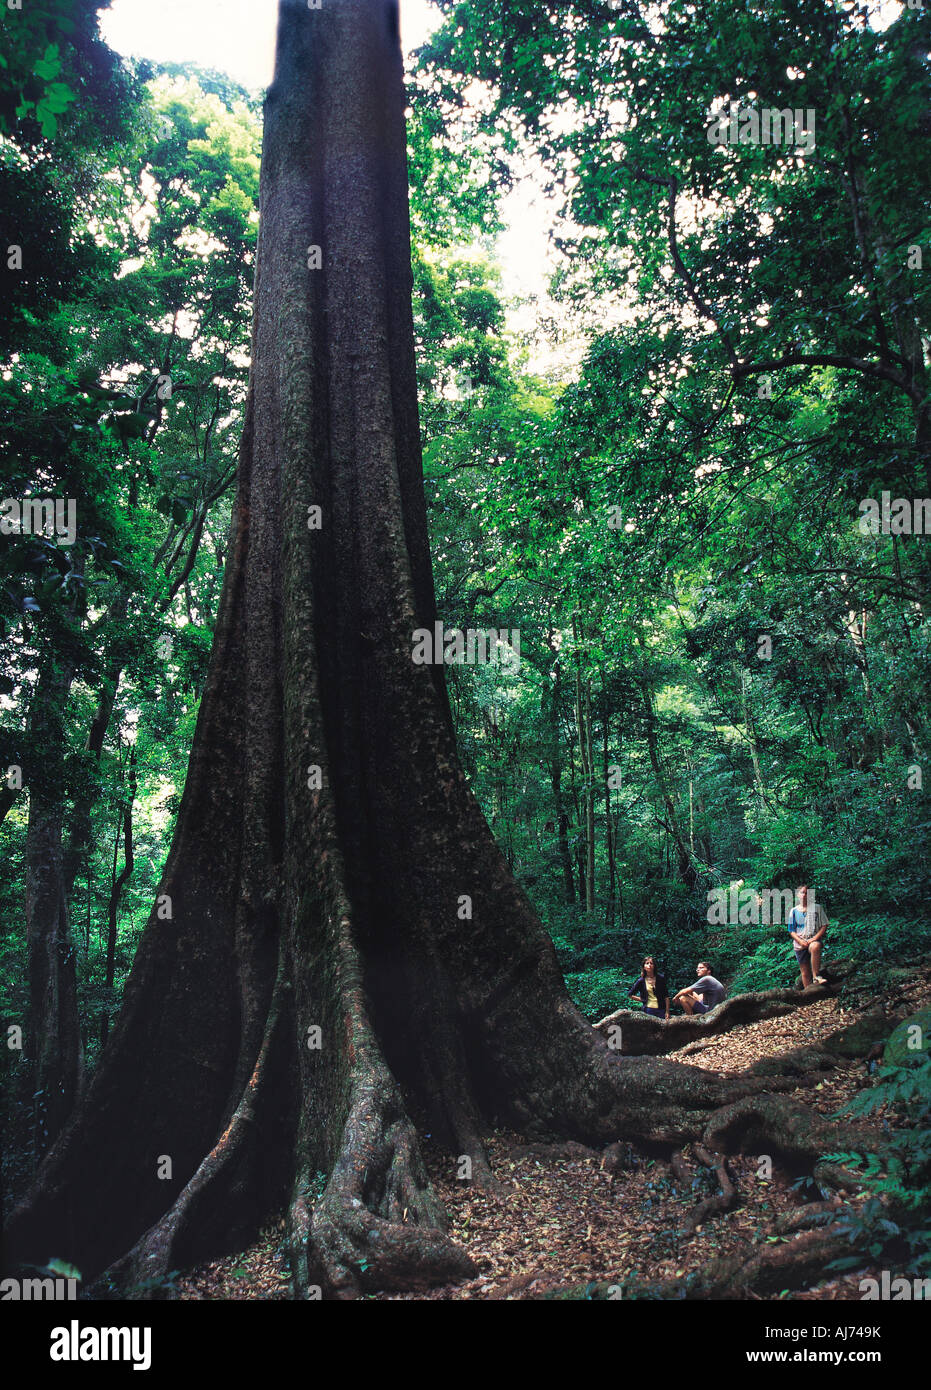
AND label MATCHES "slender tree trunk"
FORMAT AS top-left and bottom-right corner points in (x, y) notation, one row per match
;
(100, 750), (136, 1048)
(741, 670), (769, 804)
(23, 651), (84, 1157)
(695, 789), (713, 864)
(639, 667), (696, 889)
(688, 773), (695, 854)
(63, 596), (128, 901)
(602, 680), (616, 929)
(584, 678), (595, 910)
(545, 657), (575, 904)
(572, 614), (595, 914)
